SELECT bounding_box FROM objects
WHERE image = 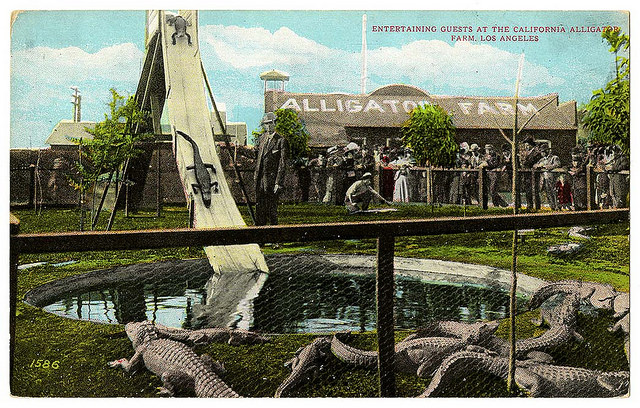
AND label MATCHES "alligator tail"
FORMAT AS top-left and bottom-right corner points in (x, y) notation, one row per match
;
(330, 335), (378, 369)
(176, 130), (196, 146)
(419, 351), (508, 397)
